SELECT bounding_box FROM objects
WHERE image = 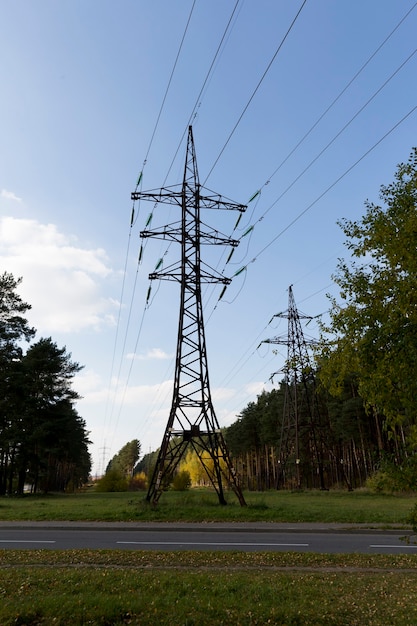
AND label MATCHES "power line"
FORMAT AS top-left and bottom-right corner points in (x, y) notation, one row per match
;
(103, 3), (198, 443)
(203, 0), (309, 184)
(250, 1), (417, 196)
(233, 103), (417, 275)
(162, 0), (243, 186)
(133, 99), (417, 452)
(125, 5), (416, 453)
(196, 6), (417, 314)
(135, 0), (197, 185)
